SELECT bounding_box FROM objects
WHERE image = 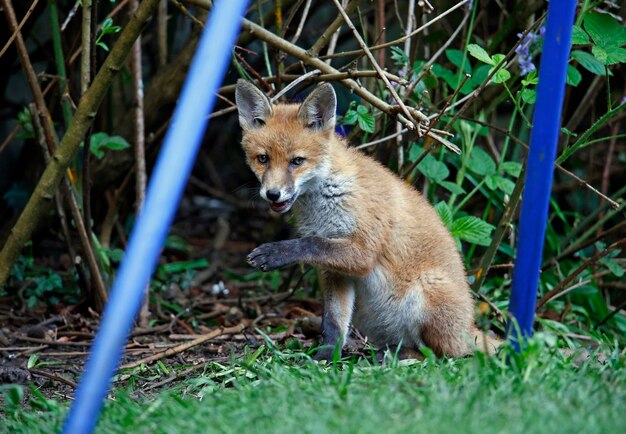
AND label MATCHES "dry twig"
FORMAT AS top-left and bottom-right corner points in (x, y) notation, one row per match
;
(120, 324), (245, 369)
